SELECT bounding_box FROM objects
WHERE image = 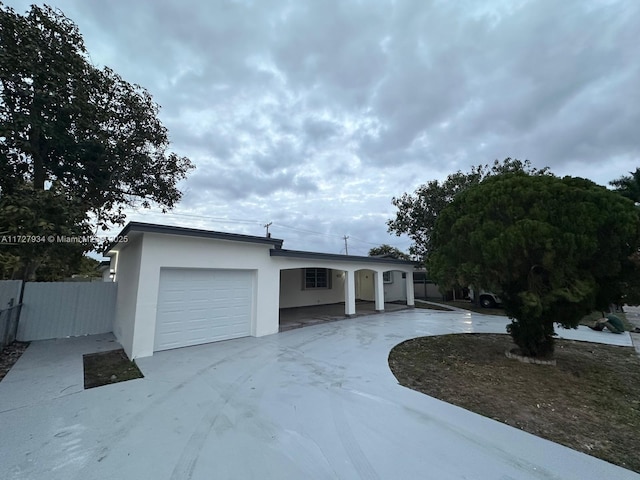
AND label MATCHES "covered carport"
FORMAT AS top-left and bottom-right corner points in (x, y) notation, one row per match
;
(270, 249), (416, 328)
